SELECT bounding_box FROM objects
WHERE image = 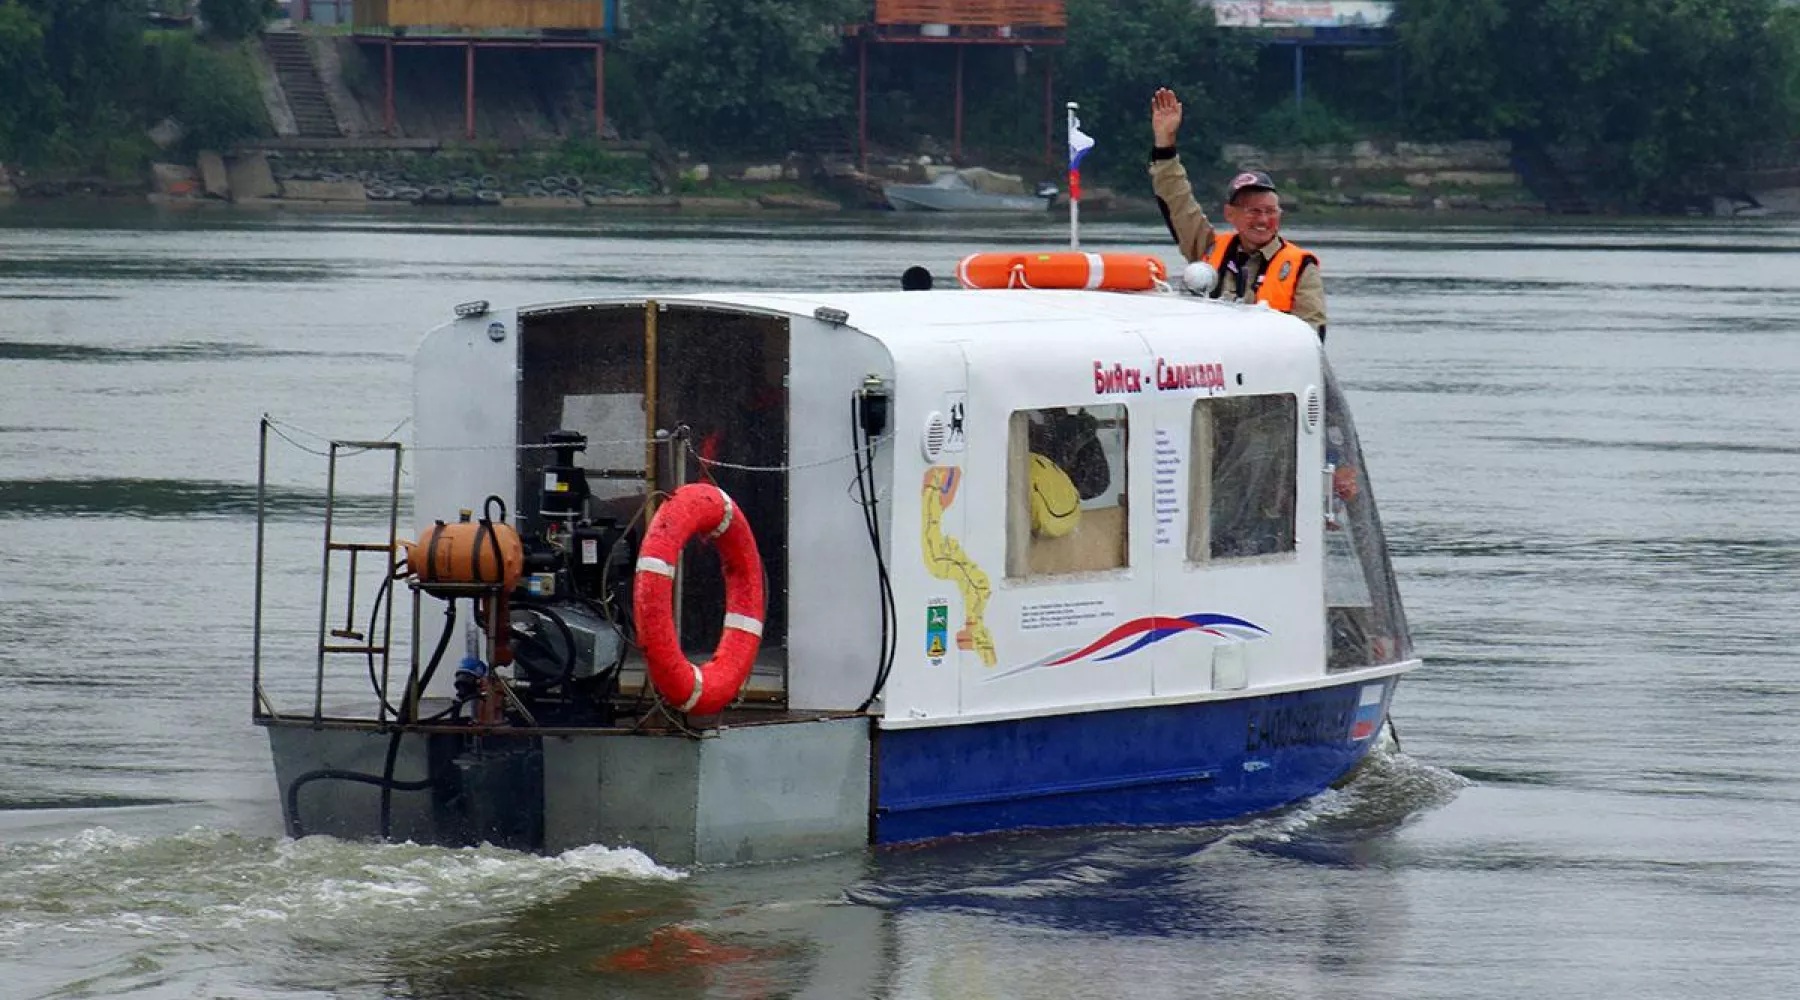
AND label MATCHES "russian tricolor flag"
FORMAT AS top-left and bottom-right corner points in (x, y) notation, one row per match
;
(1350, 683), (1386, 741)
(1068, 120), (1094, 200)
